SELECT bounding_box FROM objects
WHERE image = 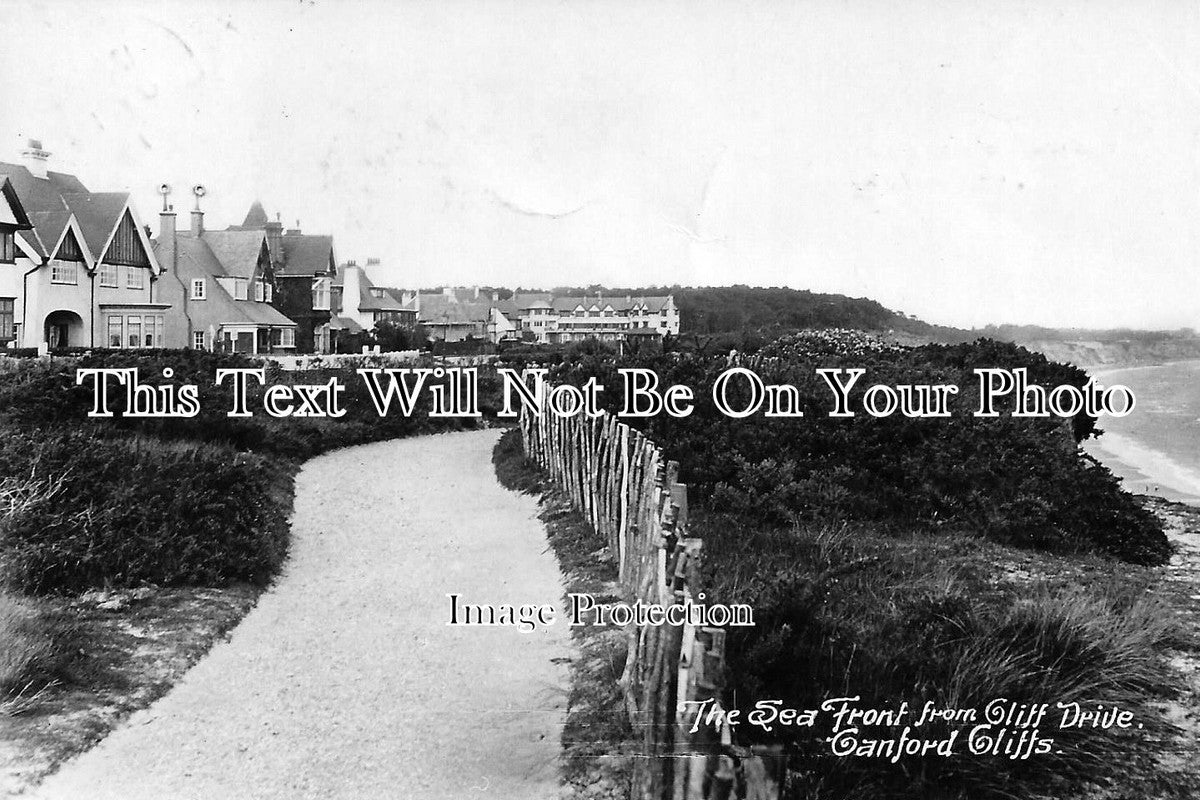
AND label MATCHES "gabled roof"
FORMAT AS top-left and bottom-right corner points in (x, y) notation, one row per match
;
(152, 235), (296, 328)
(60, 192), (130, 258)
(0, 162), (140, 266)
(202, 229), (267, 280)
(22, 210), (73, 260)
(279, 232), (334, 276)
